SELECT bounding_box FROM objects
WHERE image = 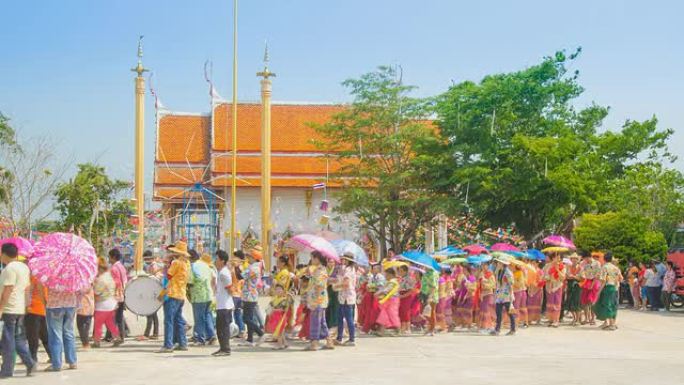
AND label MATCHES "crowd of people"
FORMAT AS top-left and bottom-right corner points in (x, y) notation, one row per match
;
(0, 238), (676, 378)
